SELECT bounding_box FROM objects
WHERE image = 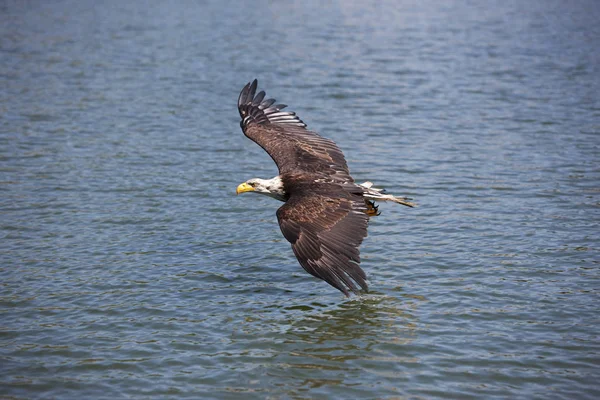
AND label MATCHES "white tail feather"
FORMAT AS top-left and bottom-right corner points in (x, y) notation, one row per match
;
(358, 182), (416, 208)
